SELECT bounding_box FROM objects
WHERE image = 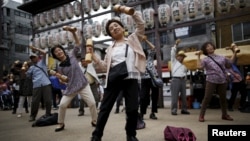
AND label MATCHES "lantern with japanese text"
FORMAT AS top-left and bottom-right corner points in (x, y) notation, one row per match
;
(92, 21), (102, 37)
(33, 37), (40, 48)
(65, 3), (74, 19)
(45, 10), (52, 25)
(39, 13), (46, 27)
(120, 13), (134, 34)
(59, 31), (67, 45)
(102, 18), (109, 36)
(171, 0), (184, 22)
(40, 35), (48, 49)
(83, 0), (92, 14)
(186, 0), (199, 19)
(234, 0), (246, 9)
(73, 1), (81, 17)
(143, 8), (155, 29)
(217, 0), (230, 14)
(111, 0), (119, 5)
(92, 0), (100, 11)
(201, 0), (214, 15)
(47, 34), (54, 48)
(158, 4), (171, 27)
(52, 8), (59, 23)
(101, 0), (109, 9)
(83, 24), (93, 39)
(59, 6), (66, 21)
(33, 15), (40, 29)
(53, 33), (60, 46)
(66, 31), (74, 43)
